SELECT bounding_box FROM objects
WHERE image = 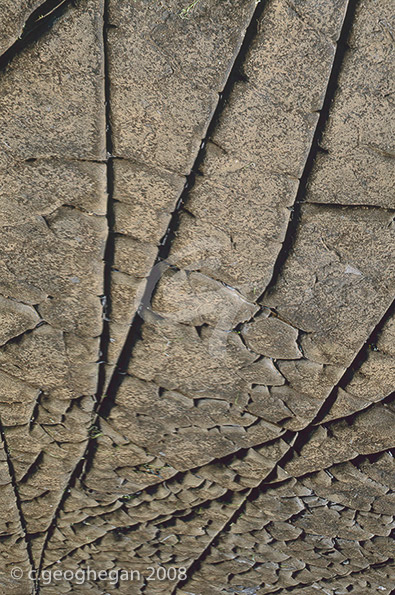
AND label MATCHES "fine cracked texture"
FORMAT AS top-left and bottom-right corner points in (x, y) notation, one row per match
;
(0, 0), (393, 594)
